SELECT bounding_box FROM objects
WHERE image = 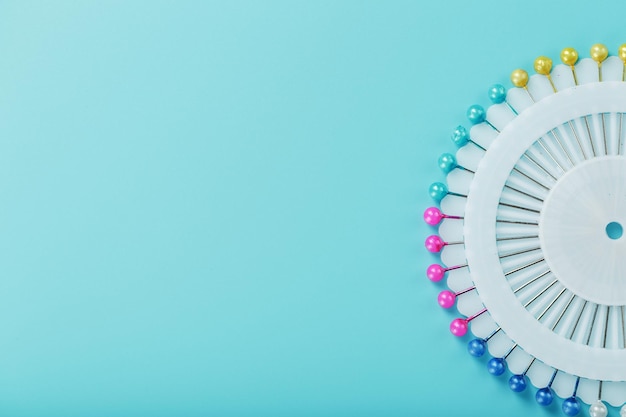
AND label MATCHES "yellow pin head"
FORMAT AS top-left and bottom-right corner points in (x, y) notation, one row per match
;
(534, 56), (553, 75)
(590, 43), (609, 63)
(511, 69), (529, 88)
(619, 44), (626, 64)
(560, 47), (578, 66)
